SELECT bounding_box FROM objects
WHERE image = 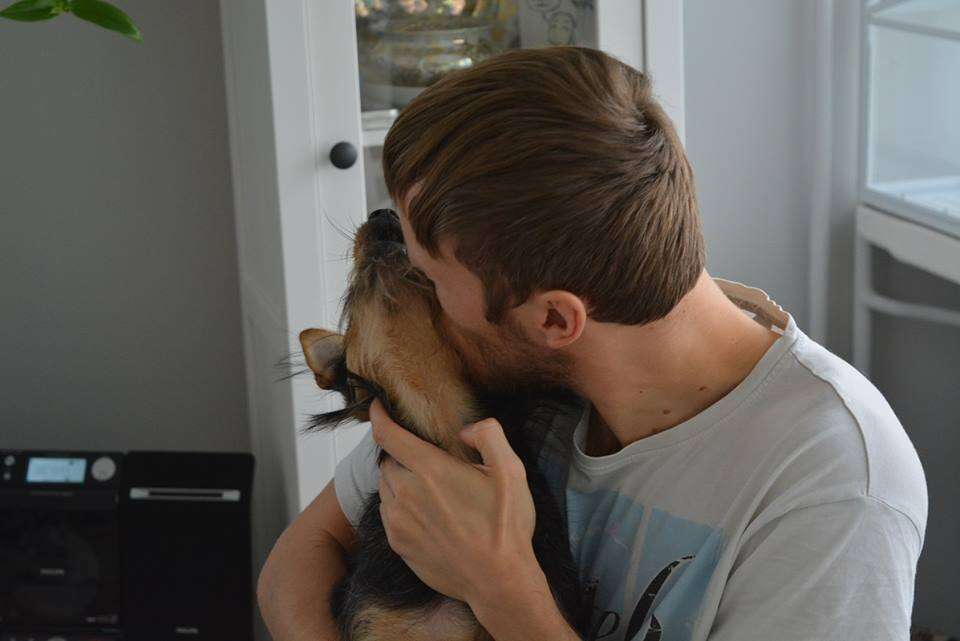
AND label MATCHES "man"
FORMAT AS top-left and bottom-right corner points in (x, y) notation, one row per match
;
(257, 47), (927, 641)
